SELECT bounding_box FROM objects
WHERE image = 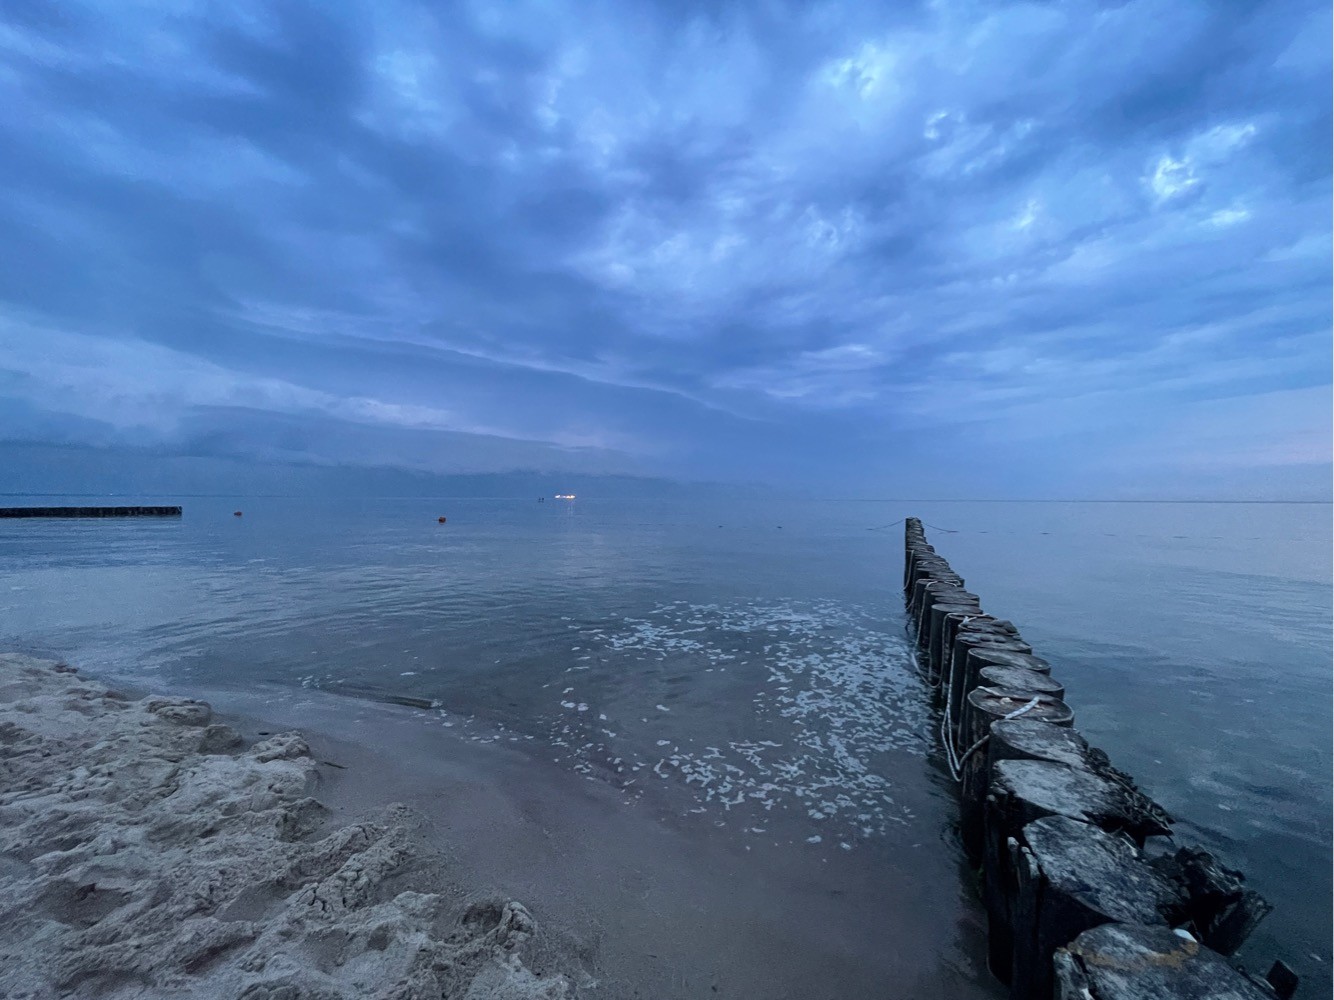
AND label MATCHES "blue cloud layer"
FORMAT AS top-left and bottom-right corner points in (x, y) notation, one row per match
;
(1, 0), (1329, 497)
